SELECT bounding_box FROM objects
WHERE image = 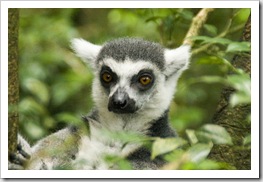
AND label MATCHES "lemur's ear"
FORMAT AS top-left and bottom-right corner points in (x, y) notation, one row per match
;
(71, 38), (102, 68)
(164, 45), (191, 78)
